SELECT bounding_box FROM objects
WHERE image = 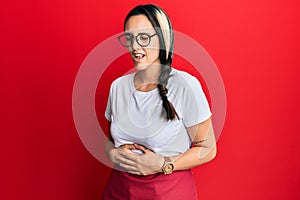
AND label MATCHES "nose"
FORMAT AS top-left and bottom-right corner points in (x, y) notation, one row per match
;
(131, 37), (141, 50)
